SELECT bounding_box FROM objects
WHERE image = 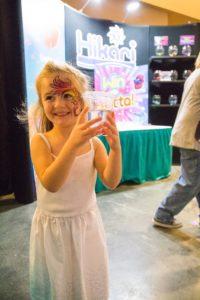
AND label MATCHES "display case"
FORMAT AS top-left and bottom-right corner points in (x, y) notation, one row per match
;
(148, 55), (196, 163)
